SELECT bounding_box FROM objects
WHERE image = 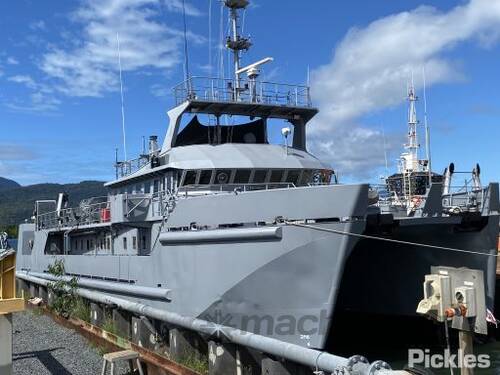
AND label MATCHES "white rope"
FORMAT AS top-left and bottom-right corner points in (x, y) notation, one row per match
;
(284, 221), (499, 258)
